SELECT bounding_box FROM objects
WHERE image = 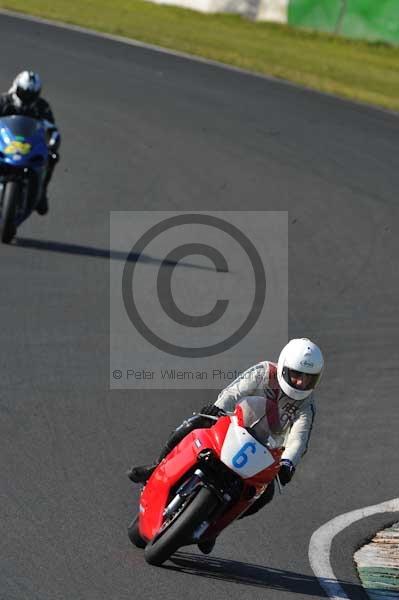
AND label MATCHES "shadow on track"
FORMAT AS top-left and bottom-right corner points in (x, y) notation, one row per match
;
(14, 237), (218, 271)
(166, 552), (368, 599)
